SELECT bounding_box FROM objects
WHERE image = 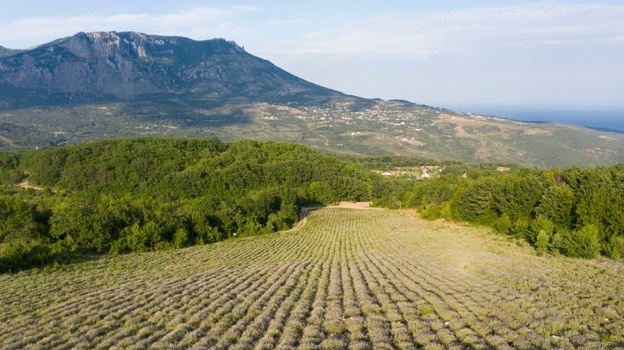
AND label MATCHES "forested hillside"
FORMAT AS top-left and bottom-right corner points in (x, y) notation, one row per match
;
(384, 164), (624, 260)
(0, 138), (380, 272)
(1, 137), (623, 272)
